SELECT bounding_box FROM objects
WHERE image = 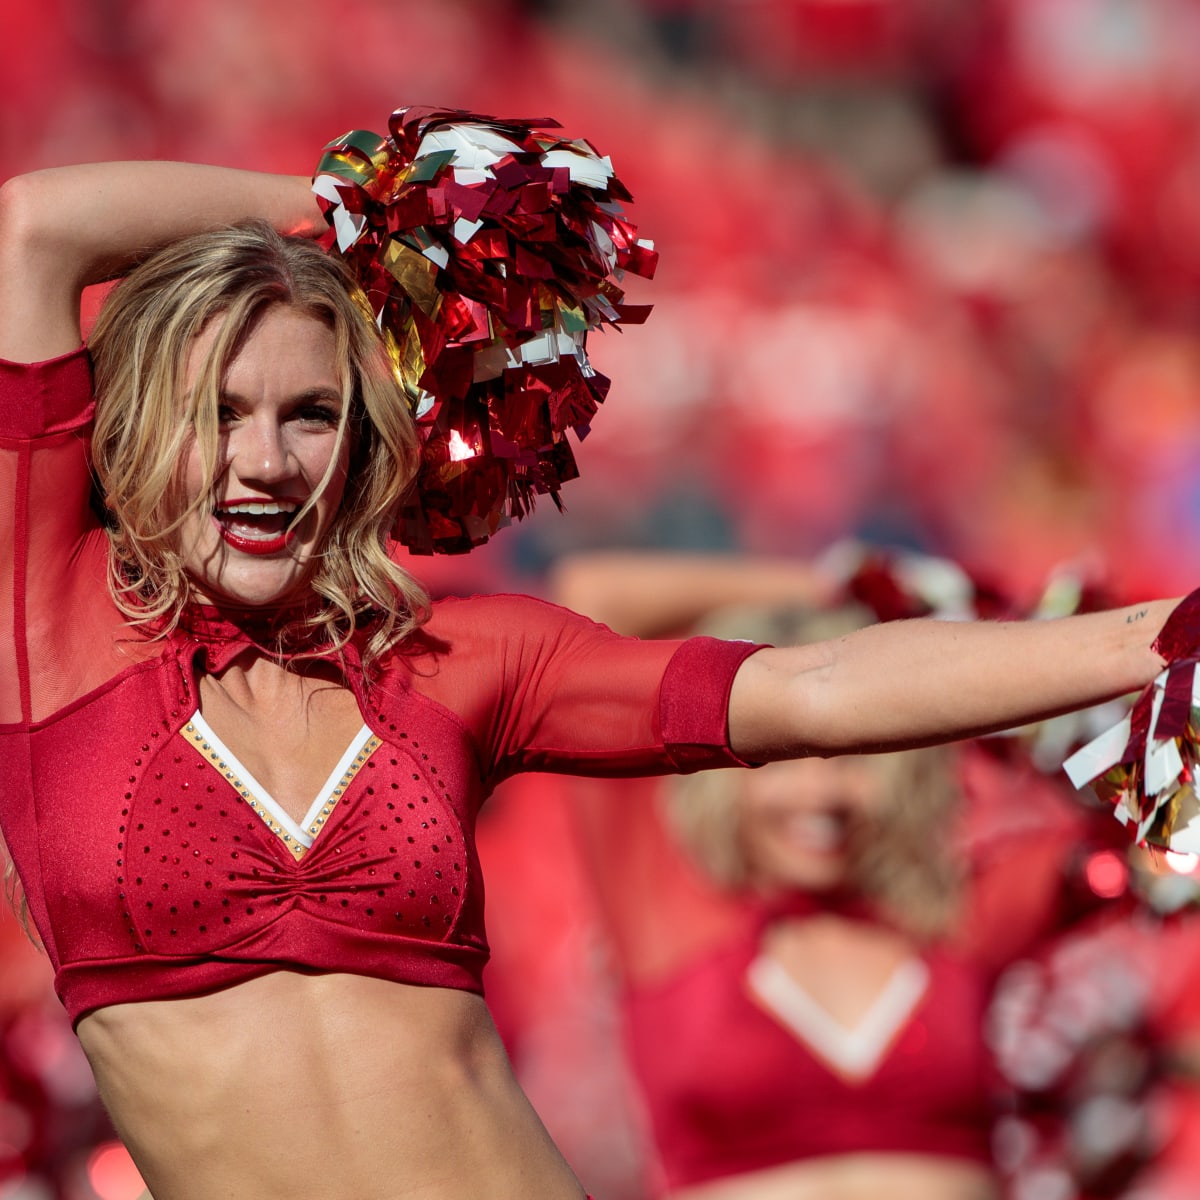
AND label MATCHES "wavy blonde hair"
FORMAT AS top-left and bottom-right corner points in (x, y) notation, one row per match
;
(87, 221), (428, 665)
(666, 604), (964, 942)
